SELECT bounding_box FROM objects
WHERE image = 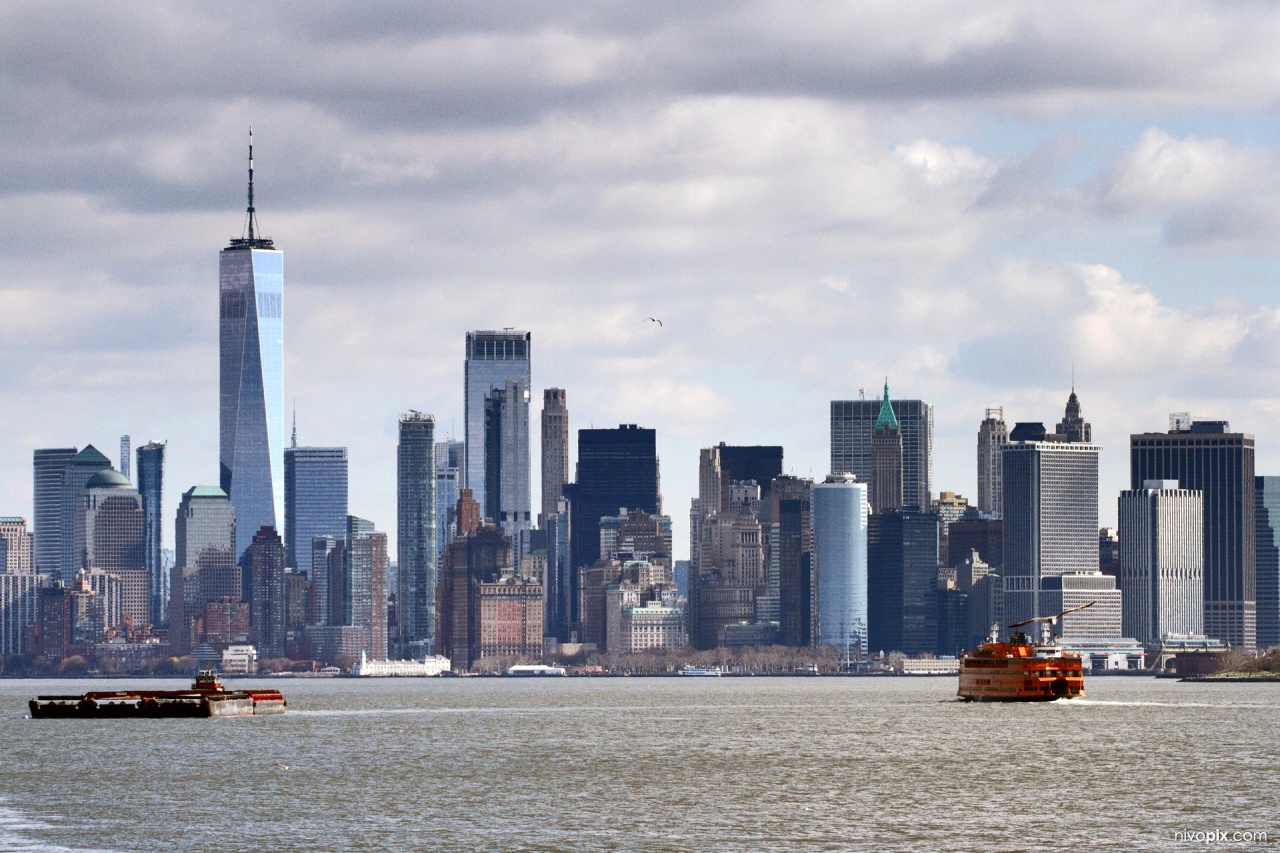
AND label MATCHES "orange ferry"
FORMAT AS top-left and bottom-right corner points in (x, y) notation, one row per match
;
(958, 603), (1094, 702)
